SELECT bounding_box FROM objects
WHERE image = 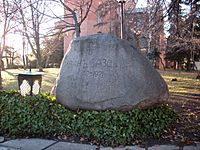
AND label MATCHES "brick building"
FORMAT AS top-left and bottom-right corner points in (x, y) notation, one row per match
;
(64, 0), (118, 53)
(64, 0), (166, 69)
